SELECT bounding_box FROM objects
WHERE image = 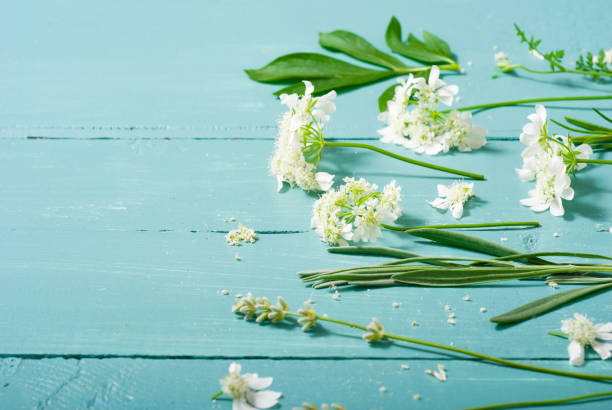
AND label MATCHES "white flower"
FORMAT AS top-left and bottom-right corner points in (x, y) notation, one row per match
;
(429, 182), (474, 219)
(603, 48), (612, 65)
(297, 302), (318, 331)
(561, 313), (612, 366)
(226, 224), (258, 246)
(362, 318), (385, 342)
(415, 65), (459, 108)
(271, 81), (336, 192)
(311, 178), (402, 245)
(520, 157), (573, 216)
(377, 67), (485, 155)
(443, 110), (487, 152)
(219, 362), (282, 410)
(494, 51), (512, 69)
(529, 49), (545, 60)
(519, 104), (549, 158)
